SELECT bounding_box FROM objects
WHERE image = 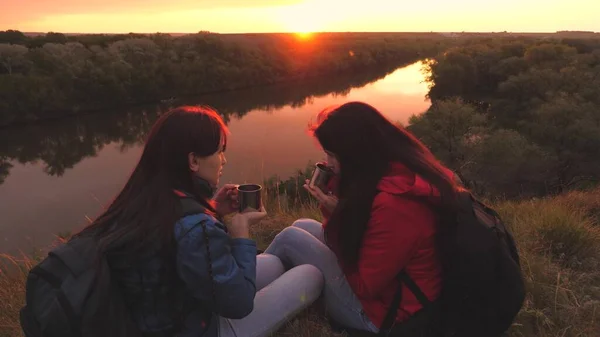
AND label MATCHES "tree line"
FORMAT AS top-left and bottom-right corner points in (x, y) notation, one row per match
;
(0, 30), (452, 126)
(0, 63), (403, 185)
(407, 37), (600, 198)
